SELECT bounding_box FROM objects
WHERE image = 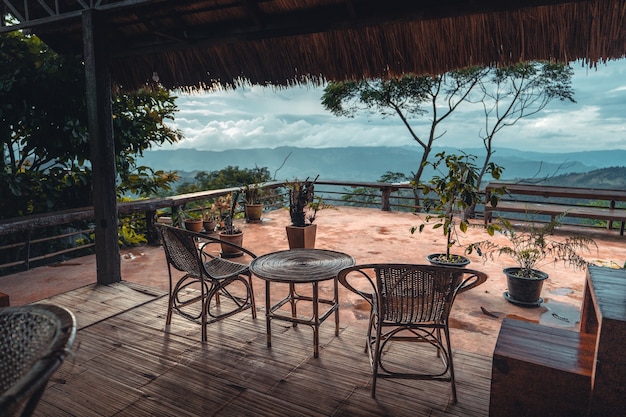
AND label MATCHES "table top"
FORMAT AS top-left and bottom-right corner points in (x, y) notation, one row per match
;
(250, 249), (355, 283)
